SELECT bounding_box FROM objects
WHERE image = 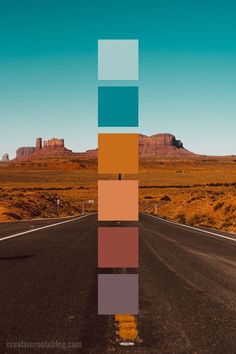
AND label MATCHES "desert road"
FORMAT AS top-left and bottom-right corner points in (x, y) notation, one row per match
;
(0, 214), (236, 354)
